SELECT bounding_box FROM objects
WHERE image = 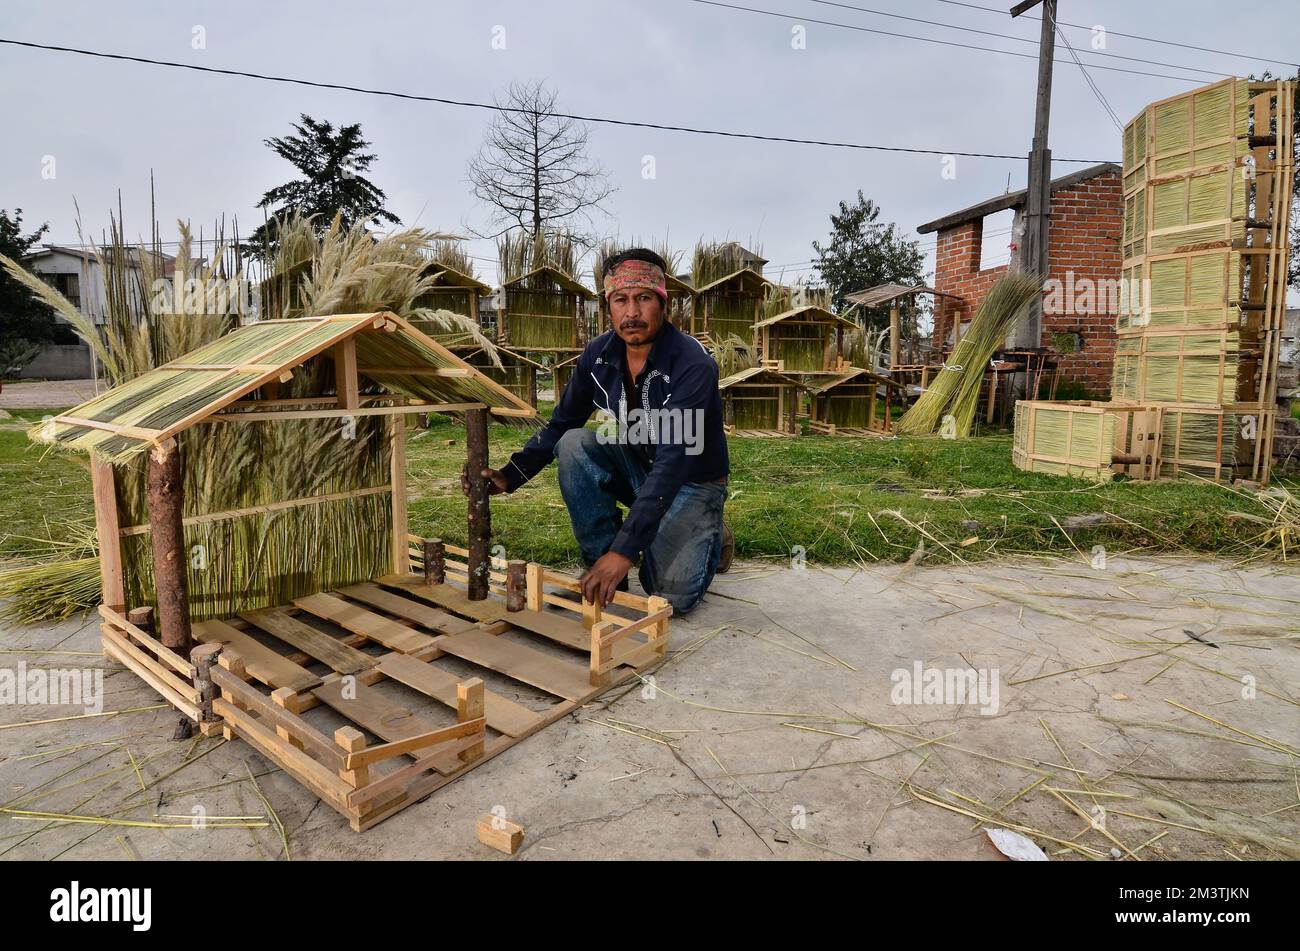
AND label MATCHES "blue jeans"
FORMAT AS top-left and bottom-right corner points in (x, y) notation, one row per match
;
(555, 427), (725, 615)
